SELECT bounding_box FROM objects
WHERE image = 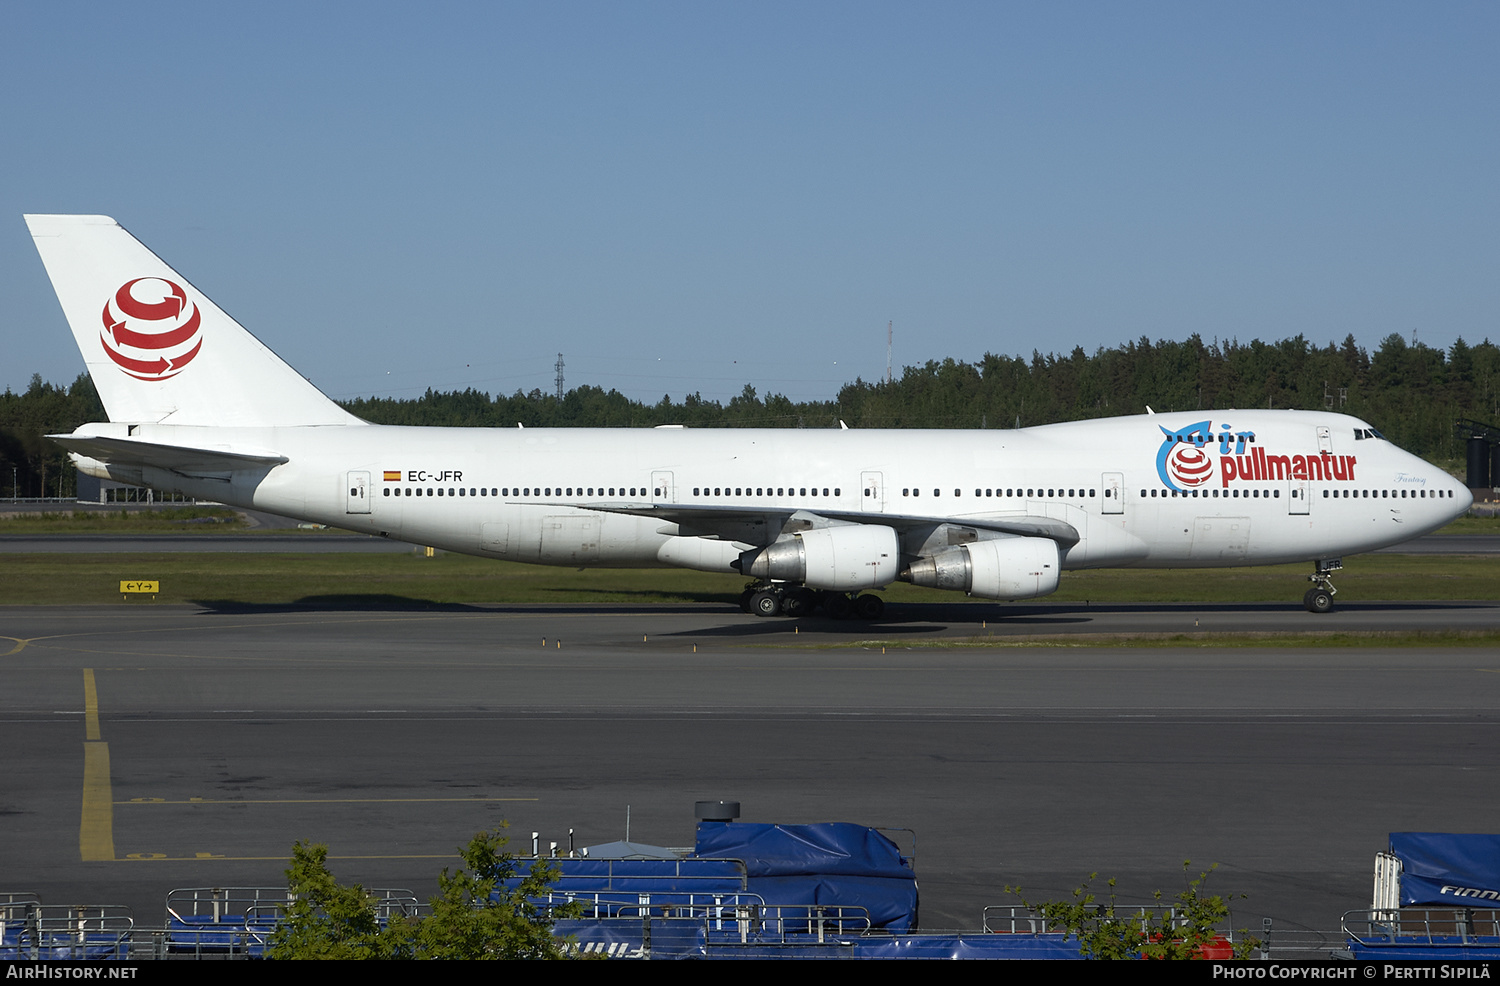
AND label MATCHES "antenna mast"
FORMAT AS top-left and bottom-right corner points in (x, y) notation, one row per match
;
(886, 321), (892, 385)
(554, 353), (565, 401)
